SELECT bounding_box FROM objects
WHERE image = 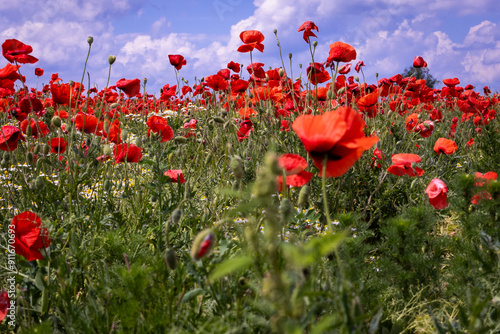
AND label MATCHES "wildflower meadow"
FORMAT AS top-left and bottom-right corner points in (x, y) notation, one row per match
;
(1, 22), (500, 333)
